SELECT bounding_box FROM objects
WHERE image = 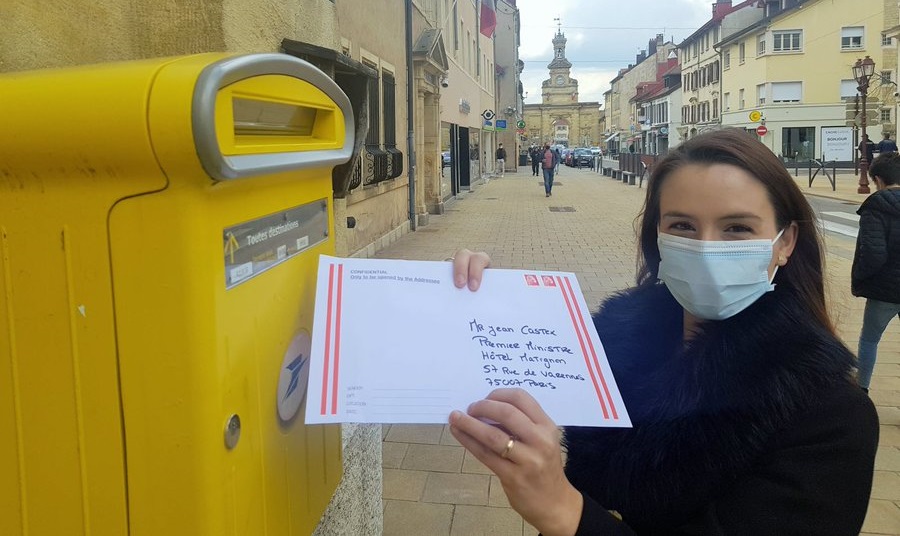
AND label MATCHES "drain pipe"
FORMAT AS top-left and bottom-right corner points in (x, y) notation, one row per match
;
(405, 0), (417, 231)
